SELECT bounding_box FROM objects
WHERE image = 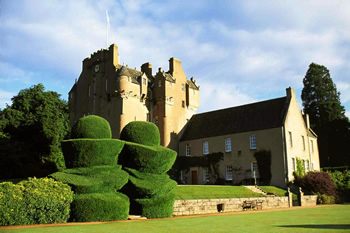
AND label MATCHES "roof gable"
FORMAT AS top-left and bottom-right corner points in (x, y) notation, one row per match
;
(180, 97), (289, 141)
